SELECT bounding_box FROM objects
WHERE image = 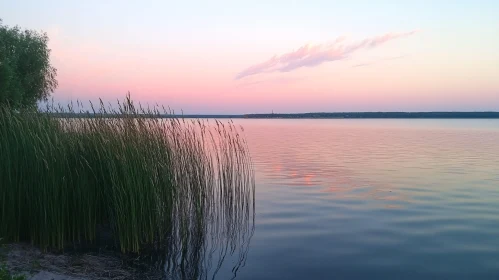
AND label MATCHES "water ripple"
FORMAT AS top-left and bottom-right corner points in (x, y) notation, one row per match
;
(220, 119), (499, 280)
